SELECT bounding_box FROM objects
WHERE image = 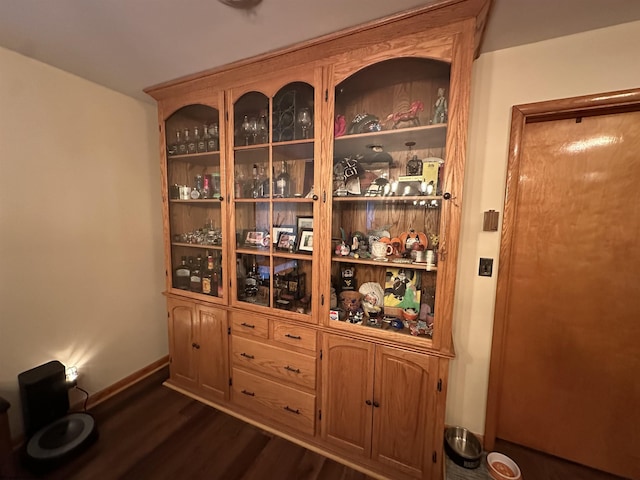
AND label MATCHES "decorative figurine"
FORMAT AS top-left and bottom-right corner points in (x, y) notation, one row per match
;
(384, 100), (424, 129)
(340, 264), (356, 291)
(359, 282), (384, 317)
(432, 88), (448, 124)
(334, 115), (347, 138)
